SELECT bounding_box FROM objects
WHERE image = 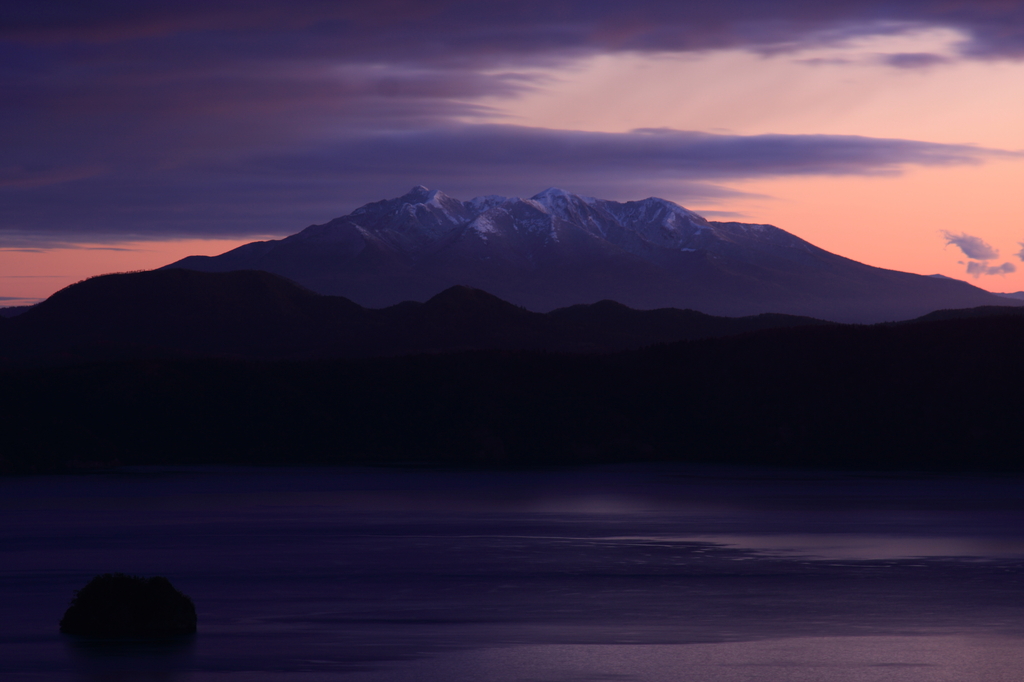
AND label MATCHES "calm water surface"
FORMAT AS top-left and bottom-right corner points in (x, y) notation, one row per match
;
(2, 465), (1023, 681)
